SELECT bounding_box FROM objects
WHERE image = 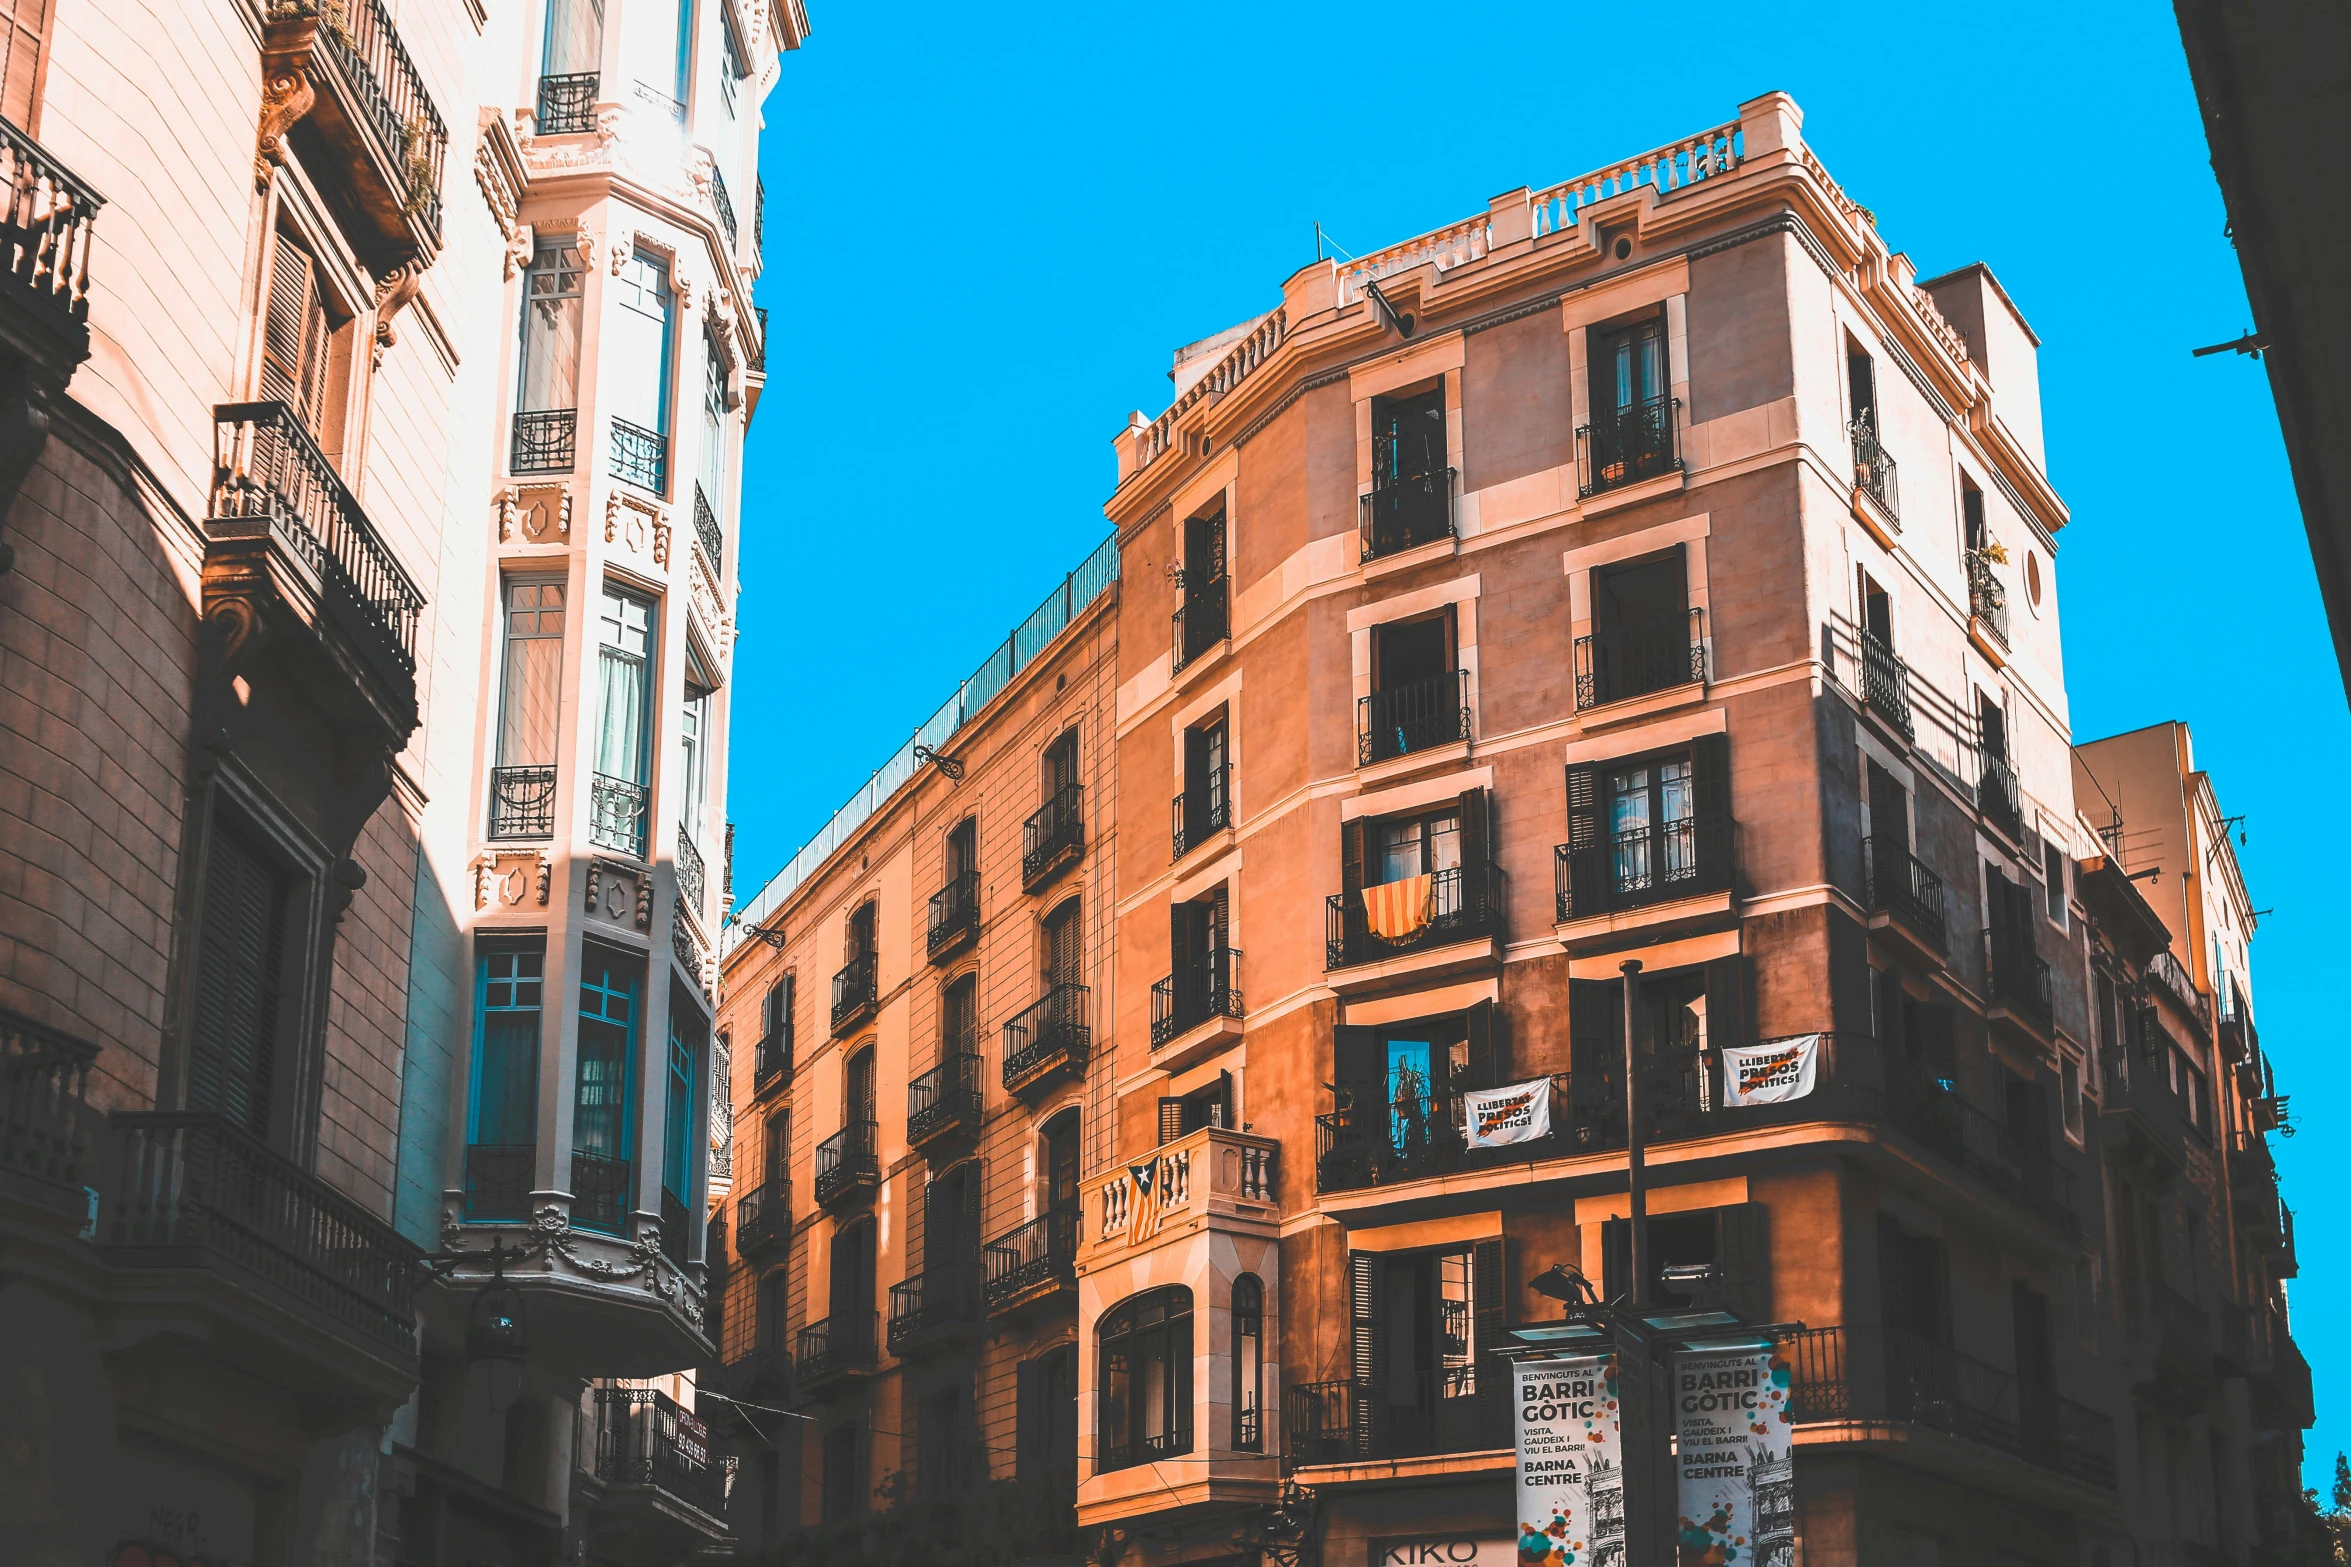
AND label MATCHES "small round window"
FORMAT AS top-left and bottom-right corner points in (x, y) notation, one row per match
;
(2025, 550), (2044, 612)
